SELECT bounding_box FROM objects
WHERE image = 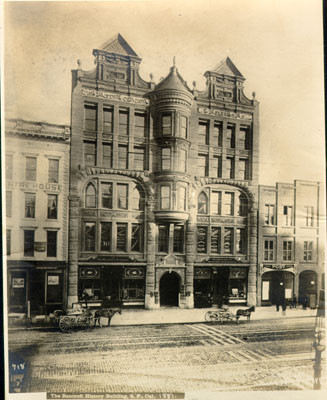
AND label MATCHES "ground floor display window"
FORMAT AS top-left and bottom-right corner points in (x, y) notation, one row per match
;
(299, 270), (318, 308)
(228, 268), (247, 303)
(194, 268), (212, 308)
(9, 271), (27, 313)
(261, 270), (294, 305)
